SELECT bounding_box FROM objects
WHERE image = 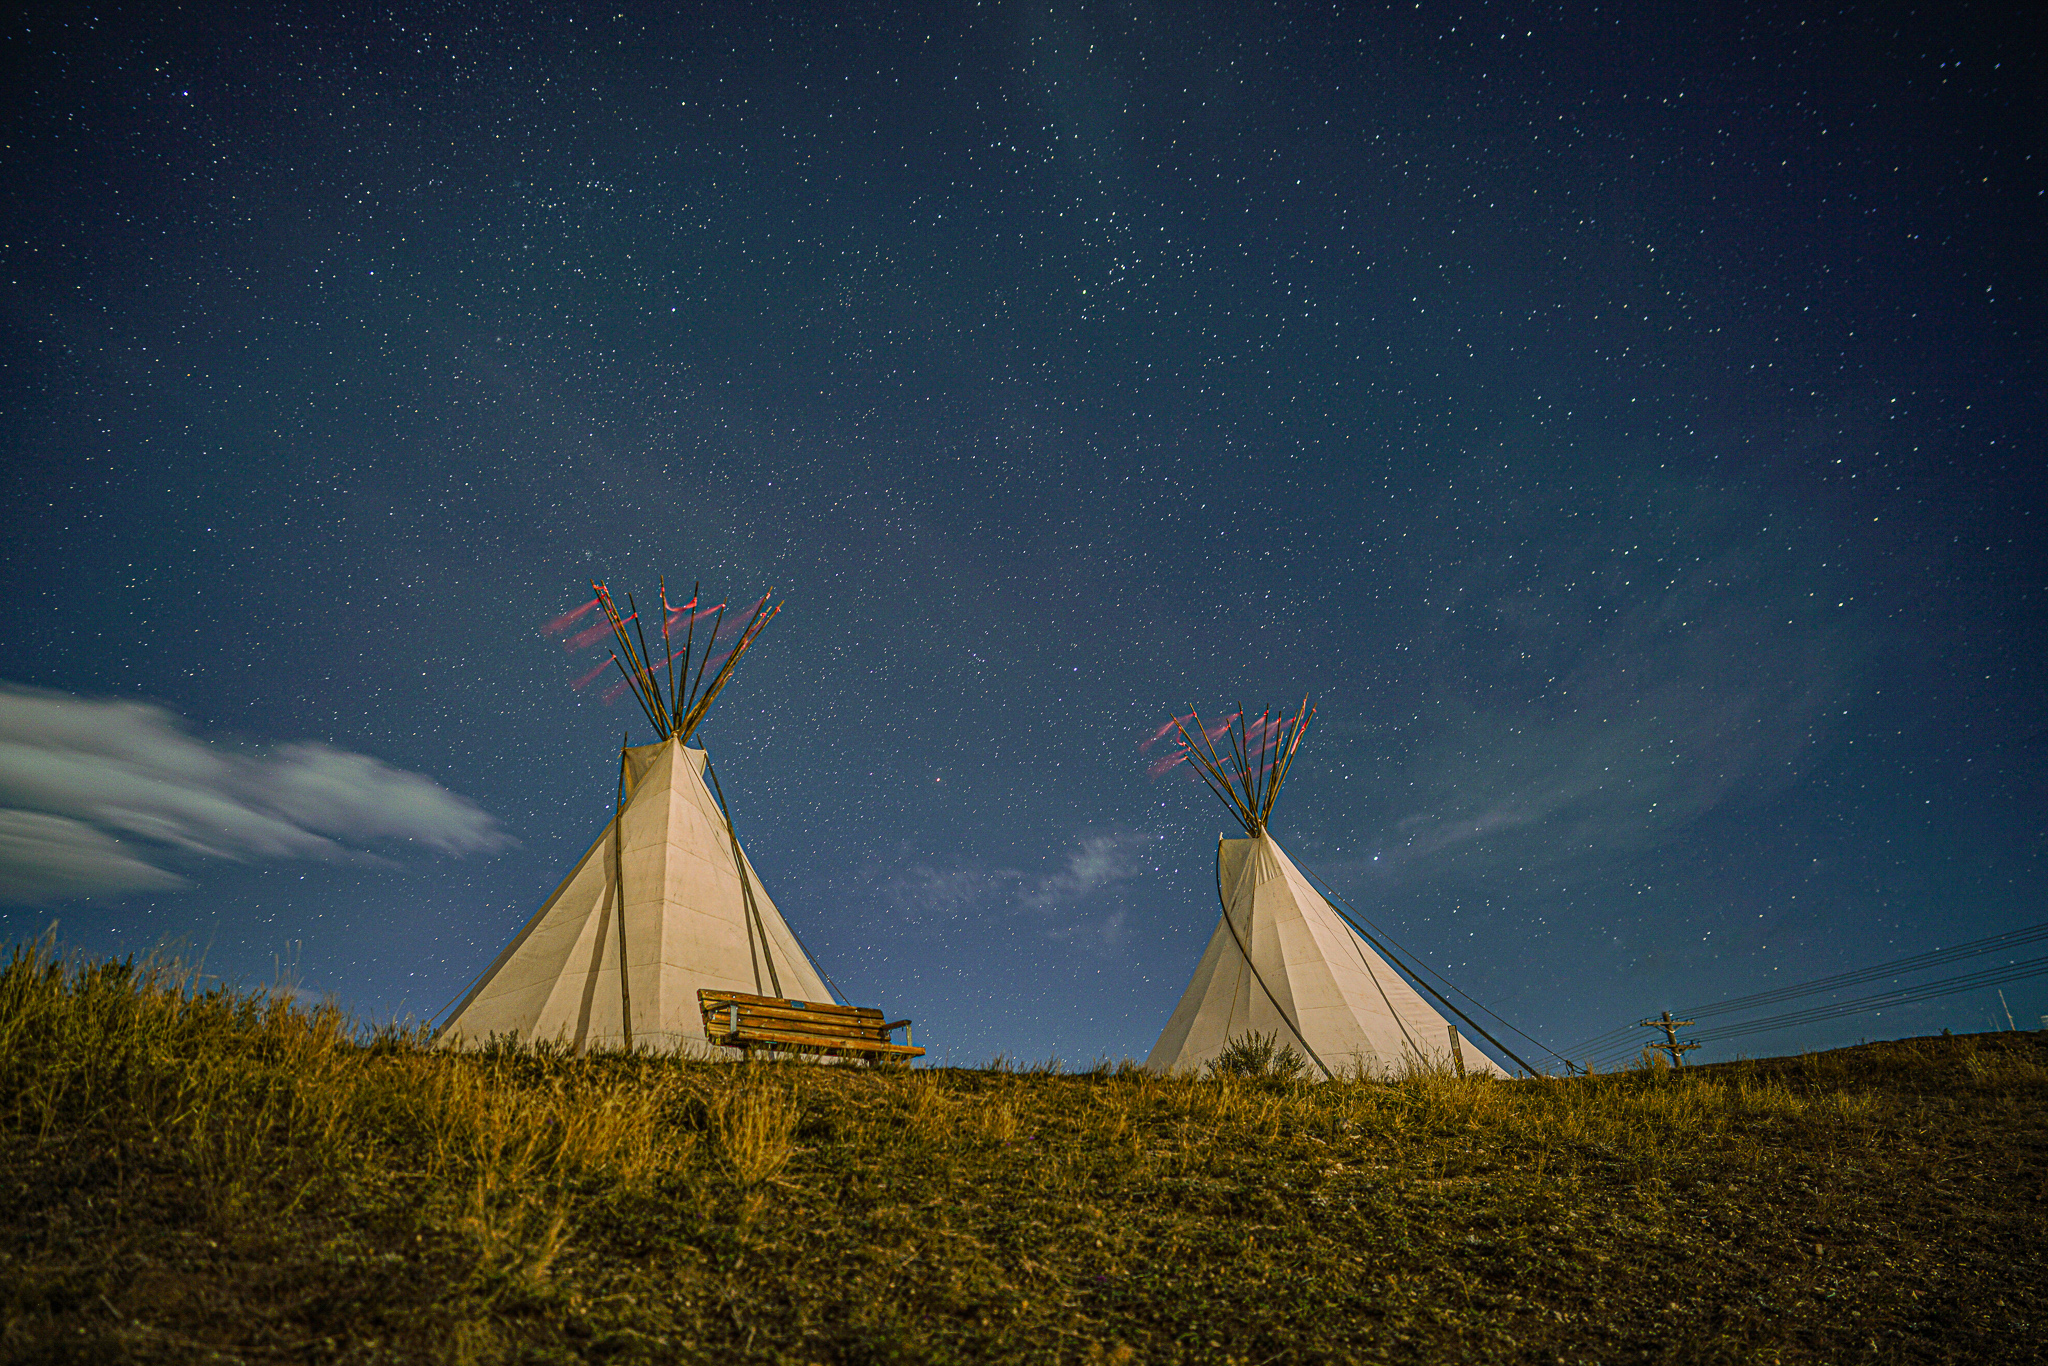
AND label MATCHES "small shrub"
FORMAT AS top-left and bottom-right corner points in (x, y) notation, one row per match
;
(1208, 1031), (1307, 1081)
